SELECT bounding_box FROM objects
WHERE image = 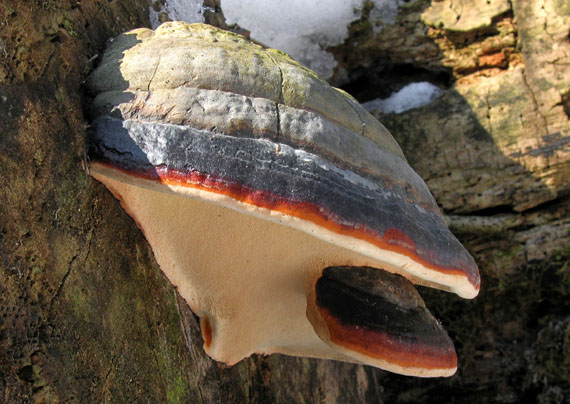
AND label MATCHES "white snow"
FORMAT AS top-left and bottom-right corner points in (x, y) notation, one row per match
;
(220, 0), (405, 78)
(148, 0), (404, 79)
(149, 0), (206, 29)
(362, 82), (443, 114)
(221, 0), (363, 79)
(369, 0), (404, 30)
